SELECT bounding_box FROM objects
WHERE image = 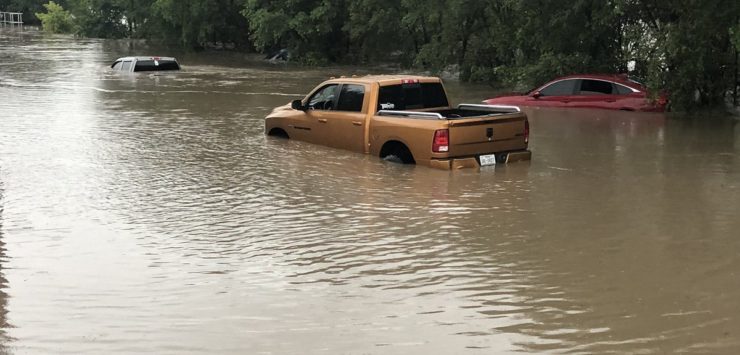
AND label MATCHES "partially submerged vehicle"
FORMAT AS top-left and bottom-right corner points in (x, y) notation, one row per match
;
(484, 74), (667, 112)
(110, 56), (181, 73)
(265, 75), (531, 170)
